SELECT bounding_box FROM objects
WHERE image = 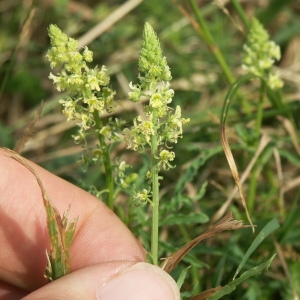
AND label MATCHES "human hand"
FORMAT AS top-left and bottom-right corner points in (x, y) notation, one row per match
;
(0, 150), (180, 300)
